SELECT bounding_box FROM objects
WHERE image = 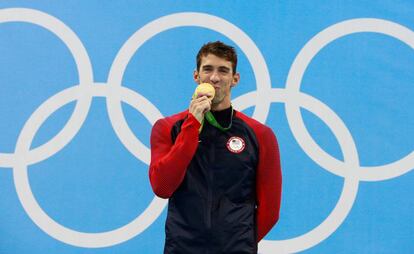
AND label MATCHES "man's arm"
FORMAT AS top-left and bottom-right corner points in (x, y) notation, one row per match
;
(256, 127), (282, 242)
(149, 113), (201, 198)
(149, 95), (211, 198)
